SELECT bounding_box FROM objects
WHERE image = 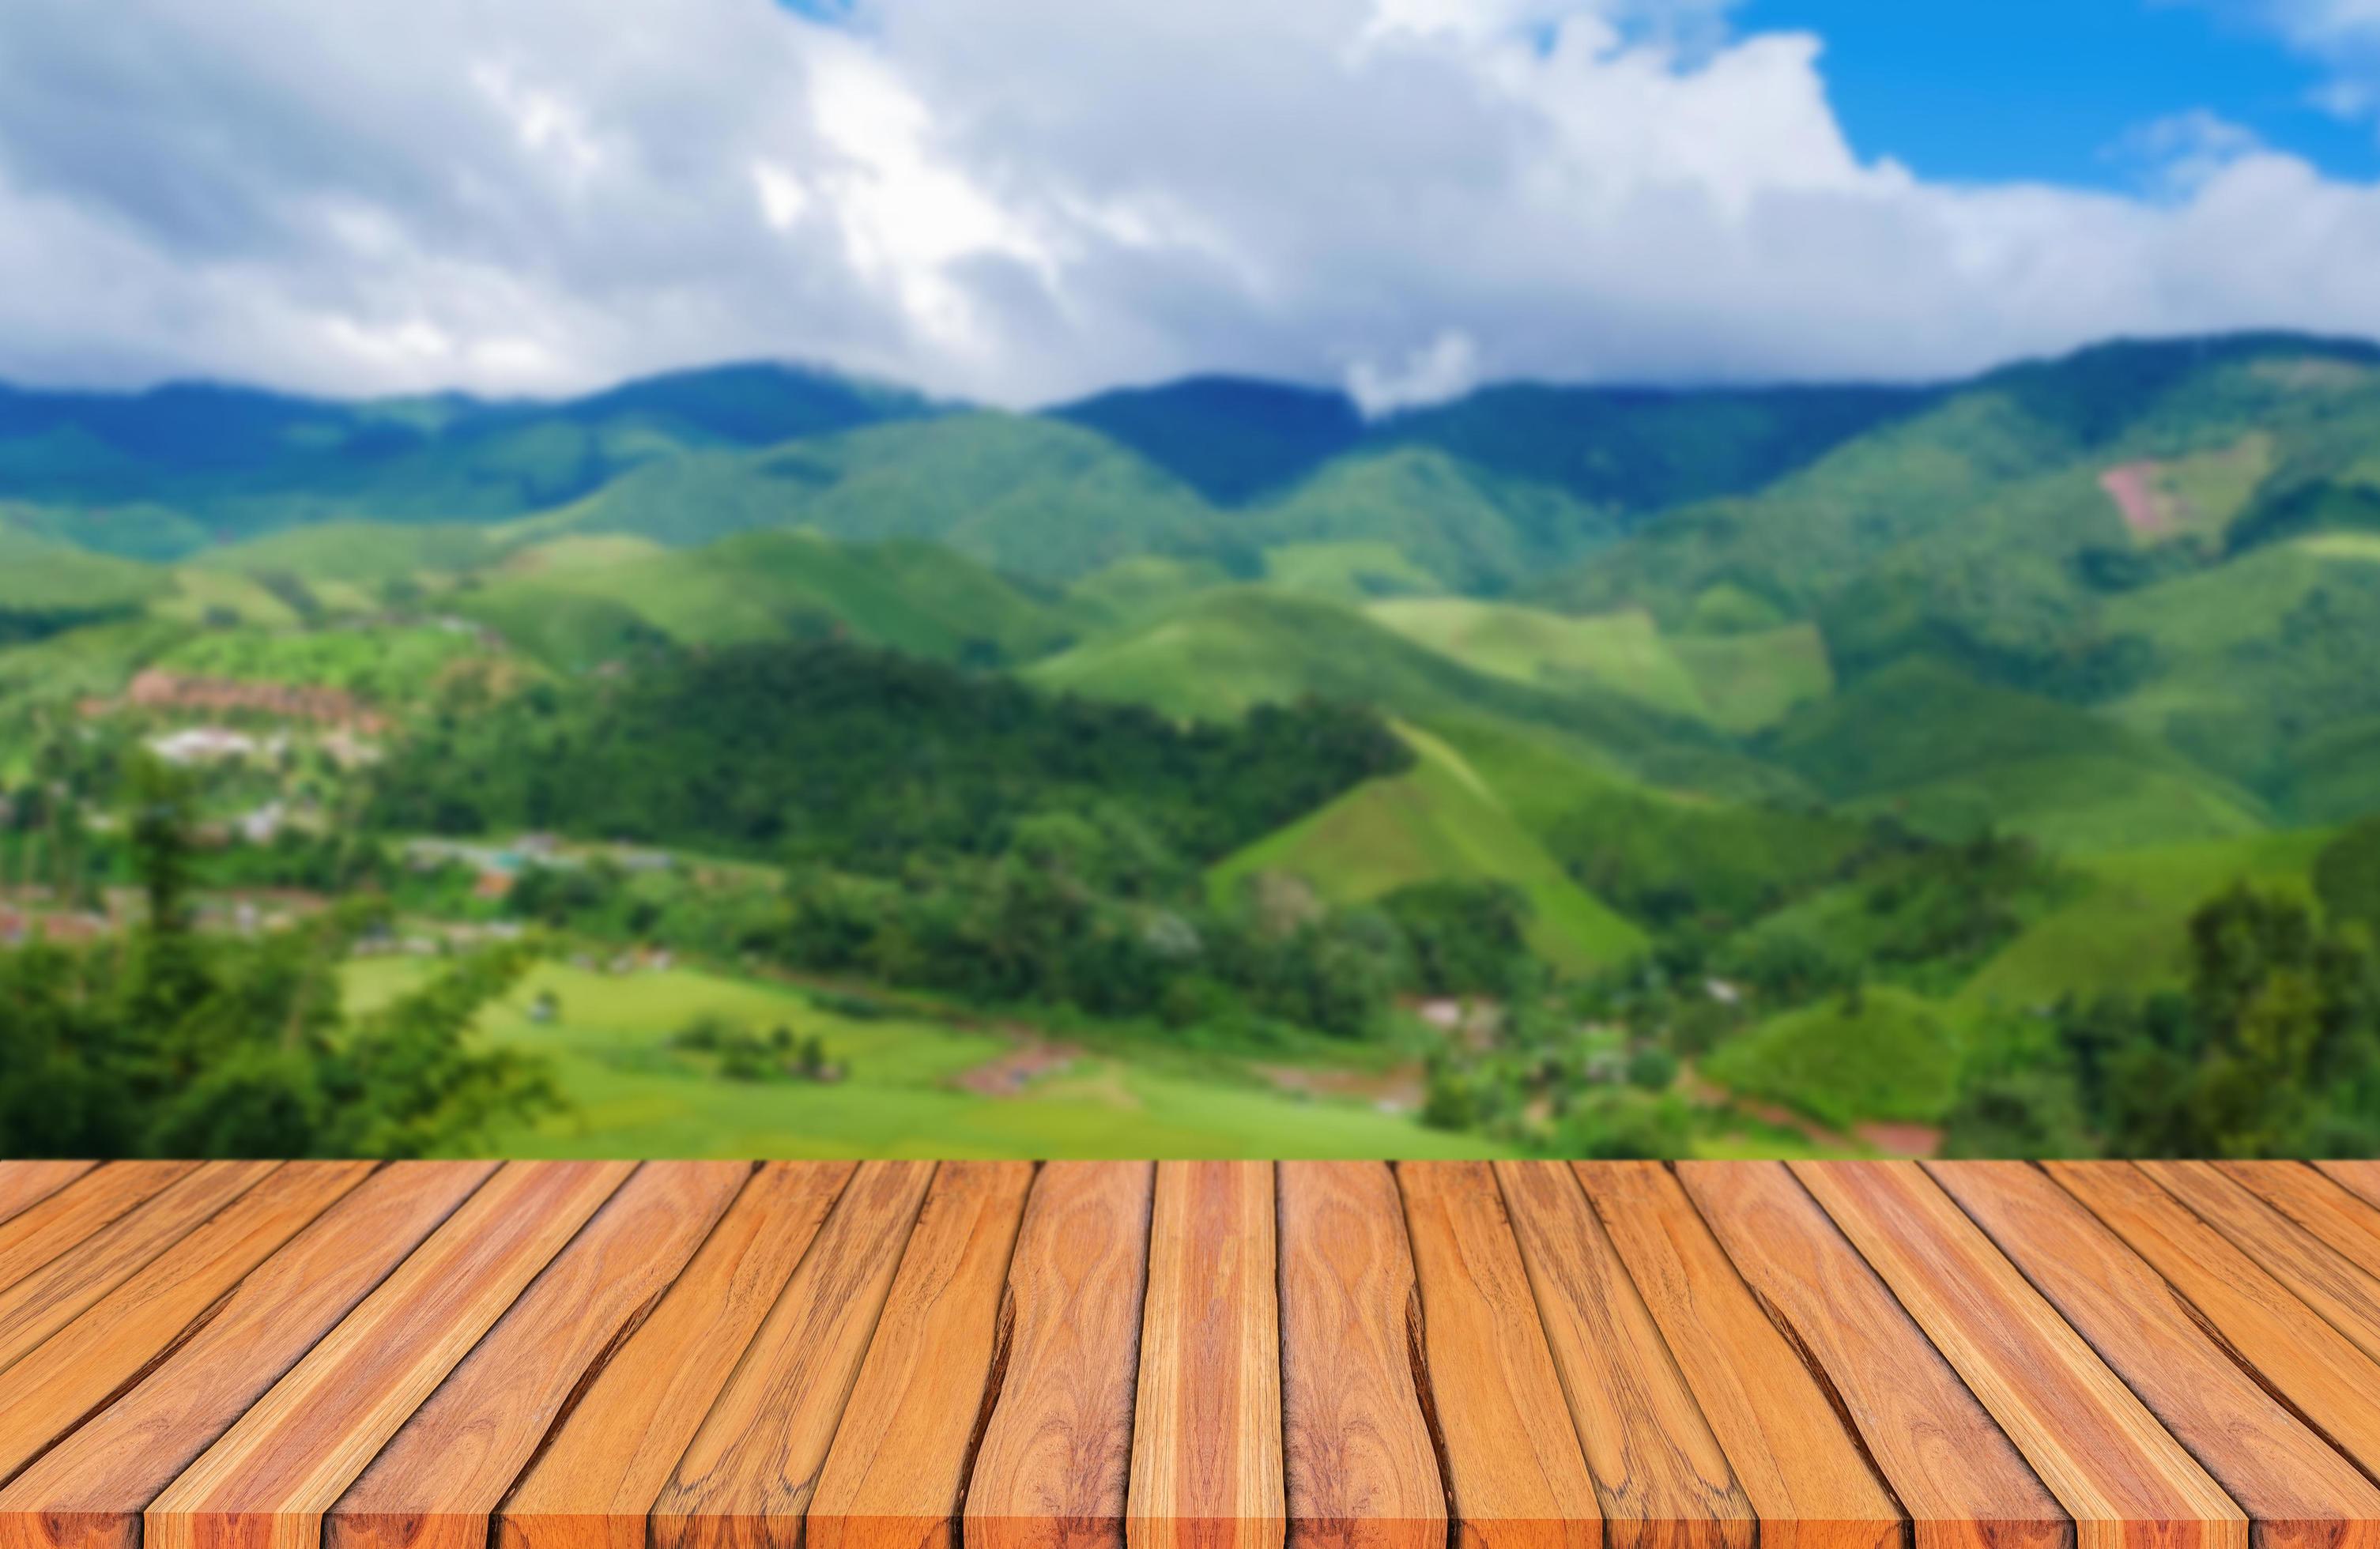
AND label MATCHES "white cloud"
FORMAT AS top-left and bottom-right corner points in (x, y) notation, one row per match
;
(1348, 330), (1480, 416)
(1, 0), (2379, 407)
